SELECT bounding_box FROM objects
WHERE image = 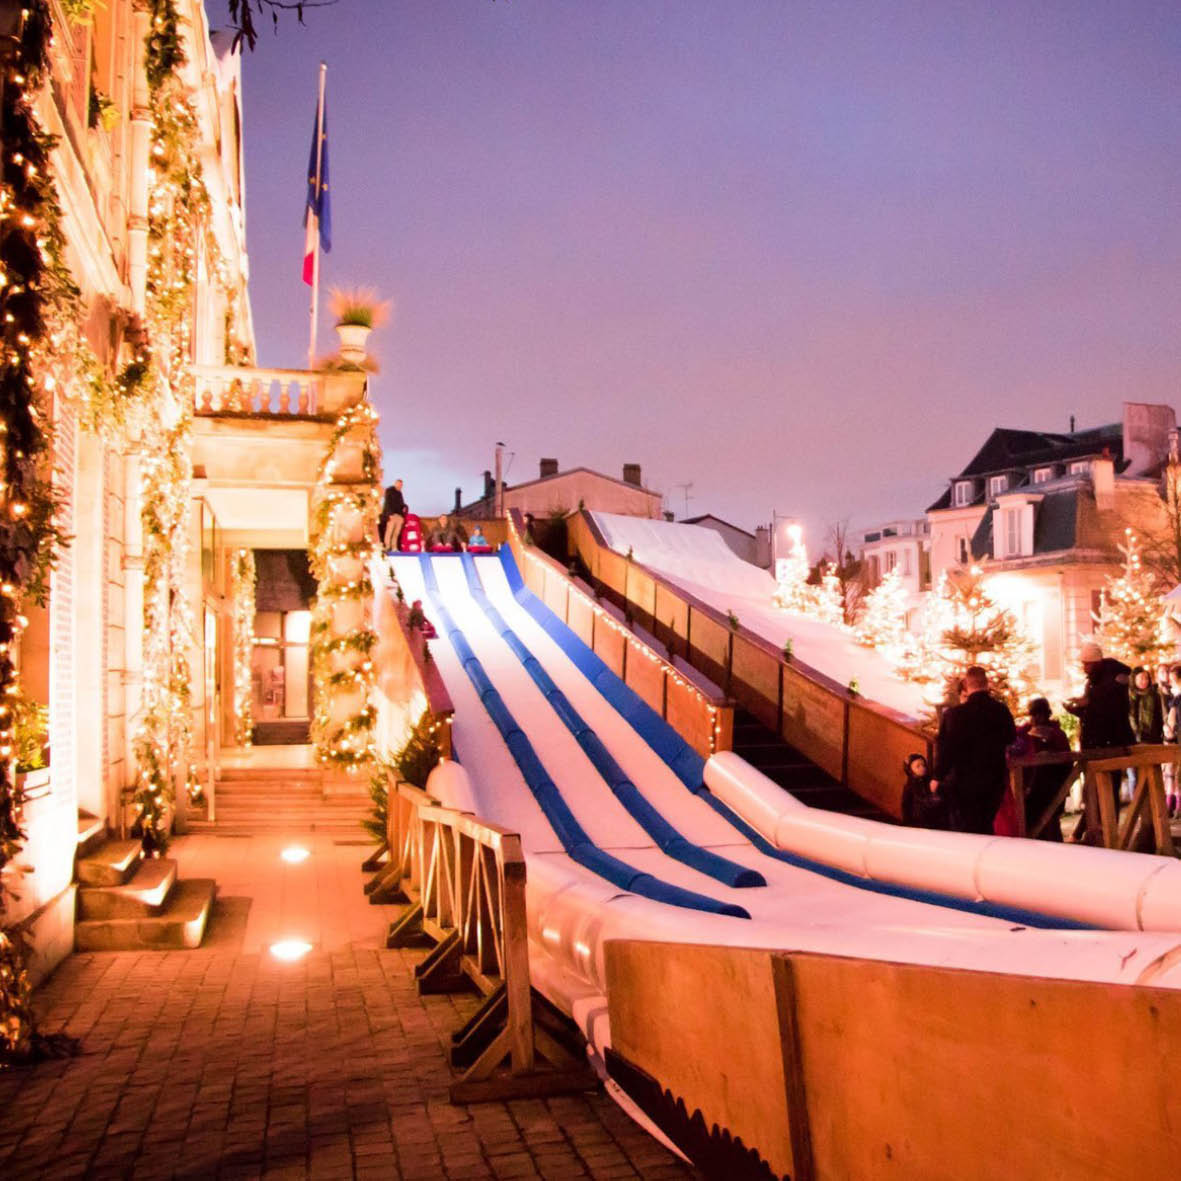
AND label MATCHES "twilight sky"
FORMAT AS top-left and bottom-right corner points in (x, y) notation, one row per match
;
(211, 0), (1181, 549)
